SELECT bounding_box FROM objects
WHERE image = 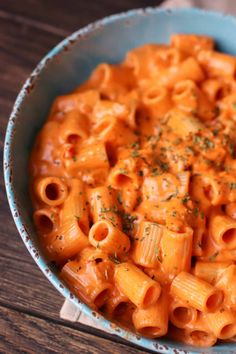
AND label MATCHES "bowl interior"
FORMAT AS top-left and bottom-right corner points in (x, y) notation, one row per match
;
(4, 7), (236, 354)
